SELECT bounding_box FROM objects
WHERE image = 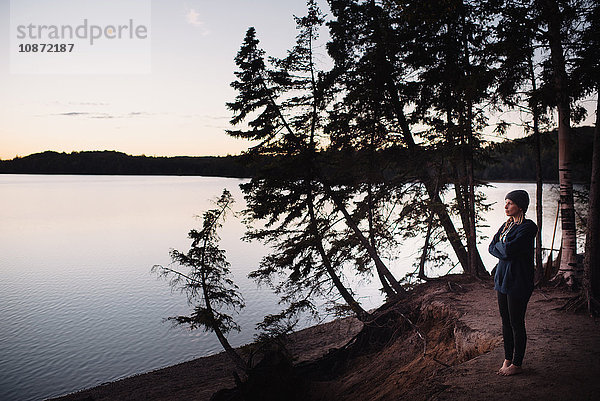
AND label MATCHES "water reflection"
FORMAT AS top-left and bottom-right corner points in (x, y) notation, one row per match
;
(0, 175), (573, 401)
